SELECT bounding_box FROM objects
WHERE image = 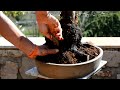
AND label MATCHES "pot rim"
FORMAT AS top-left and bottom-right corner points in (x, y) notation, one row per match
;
(38, 45), (103, 66)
